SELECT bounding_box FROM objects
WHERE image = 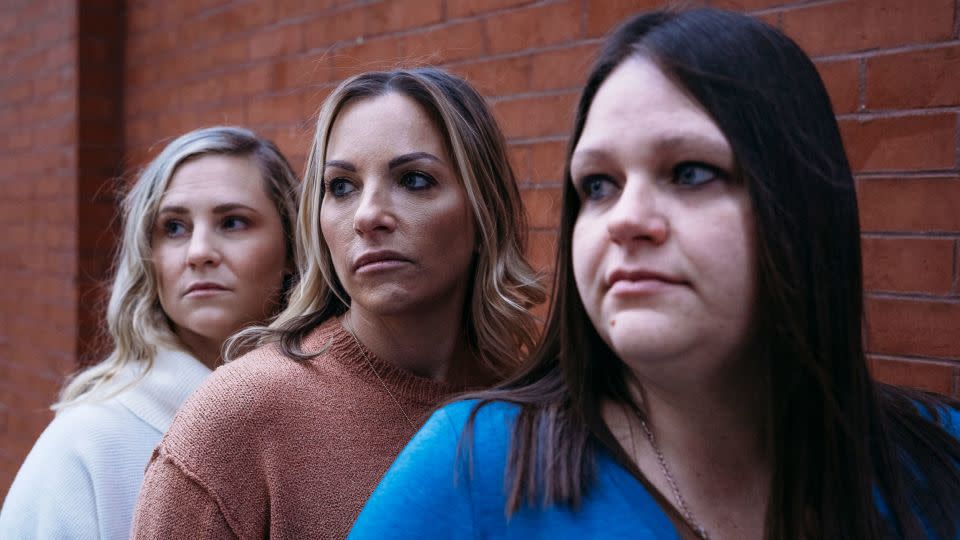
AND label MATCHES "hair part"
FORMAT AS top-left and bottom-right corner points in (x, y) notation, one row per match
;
(228, 68), (545, 380)
(55, 126), (300, 410)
